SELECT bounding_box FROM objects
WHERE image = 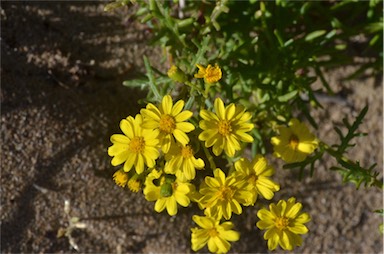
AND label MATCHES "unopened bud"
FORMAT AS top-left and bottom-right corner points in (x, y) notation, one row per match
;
(167, 65), (187, 83)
